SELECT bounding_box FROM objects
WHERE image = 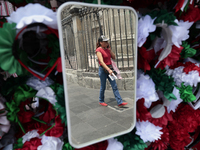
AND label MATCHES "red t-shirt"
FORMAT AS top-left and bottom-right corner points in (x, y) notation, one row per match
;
(96, 47), (112, 66)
